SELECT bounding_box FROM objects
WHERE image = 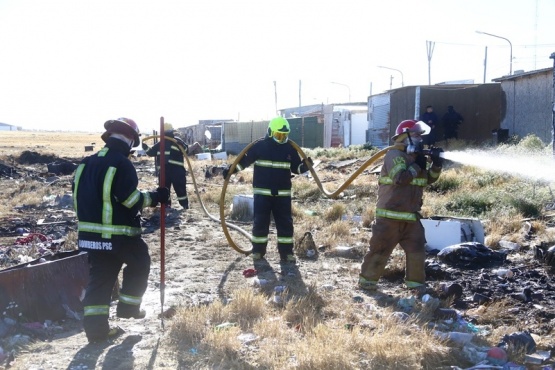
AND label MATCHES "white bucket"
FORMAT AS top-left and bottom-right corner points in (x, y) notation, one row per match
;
(212, 152), (227, 160)
(195, 153), (211, 160)
(231, 194), (254, 221)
